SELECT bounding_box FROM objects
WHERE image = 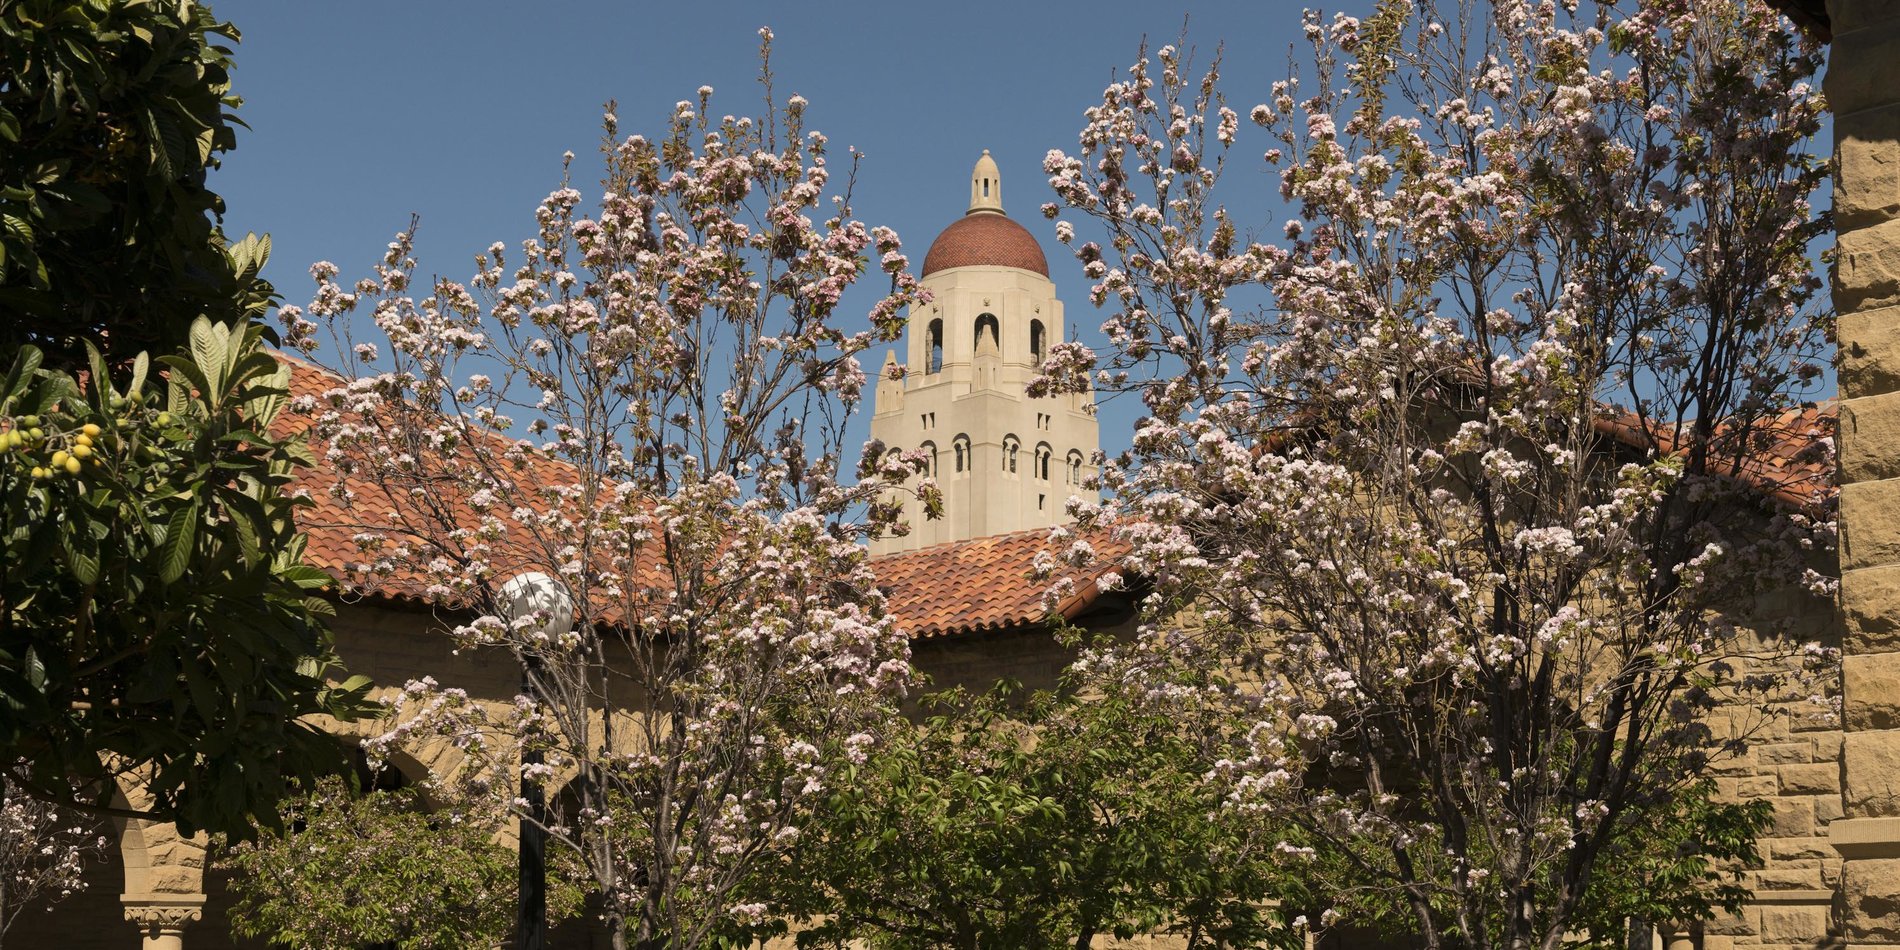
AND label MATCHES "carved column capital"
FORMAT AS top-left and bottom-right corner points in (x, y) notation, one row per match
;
(122, 893), (205, 932)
